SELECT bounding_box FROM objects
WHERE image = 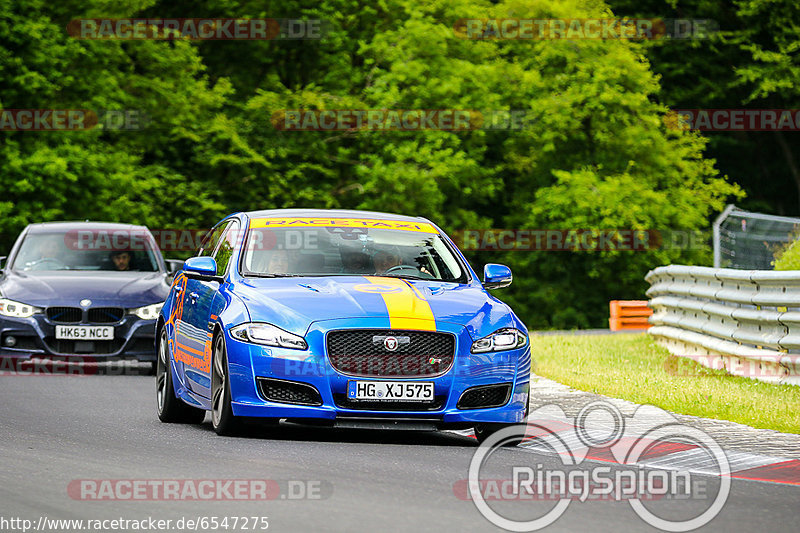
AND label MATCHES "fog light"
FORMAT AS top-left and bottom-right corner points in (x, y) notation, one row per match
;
(4, 336), (17, 347)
